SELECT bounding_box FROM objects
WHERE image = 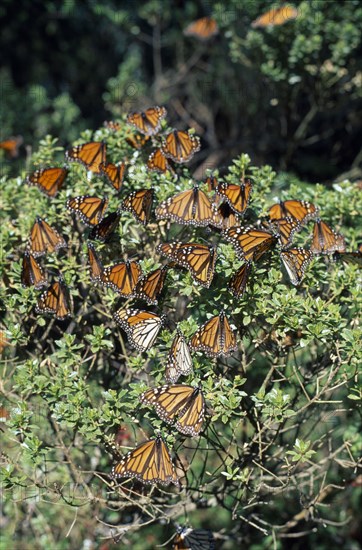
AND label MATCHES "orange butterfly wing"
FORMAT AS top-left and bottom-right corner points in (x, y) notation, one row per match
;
(21, 252), (47, 289)
(89, 211), (121, 242)
(99, 162), (126, 191)
(216, 180), (253, 215)
(65, 141), (106, 174)
(101, 261), (142, 297)
(269, 200), (317, 223)
(184, 17), (219, 40)
(225, 226), (277, 262)
(162, 131), (201, 163)
(35, 276), (72, 320)
(252, 5), (298, 28)
(134, 266), (168, 305)
(127, 106), (167, 136)
(190, 311), (237, 357)
(228, 262), (252, 297)
(87, 242), (104, 283)
(280, 248), (314, 285)
(157, 242), (217, 287)
(121, 189), (154, 225)
(310, 220), (346, 254)
(28, 217), (67, 257)
(26, 167), (68, 197)
(147, 149), (171, 173)
(66, 196), (109, 226)
(156, 187), (218, 227)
